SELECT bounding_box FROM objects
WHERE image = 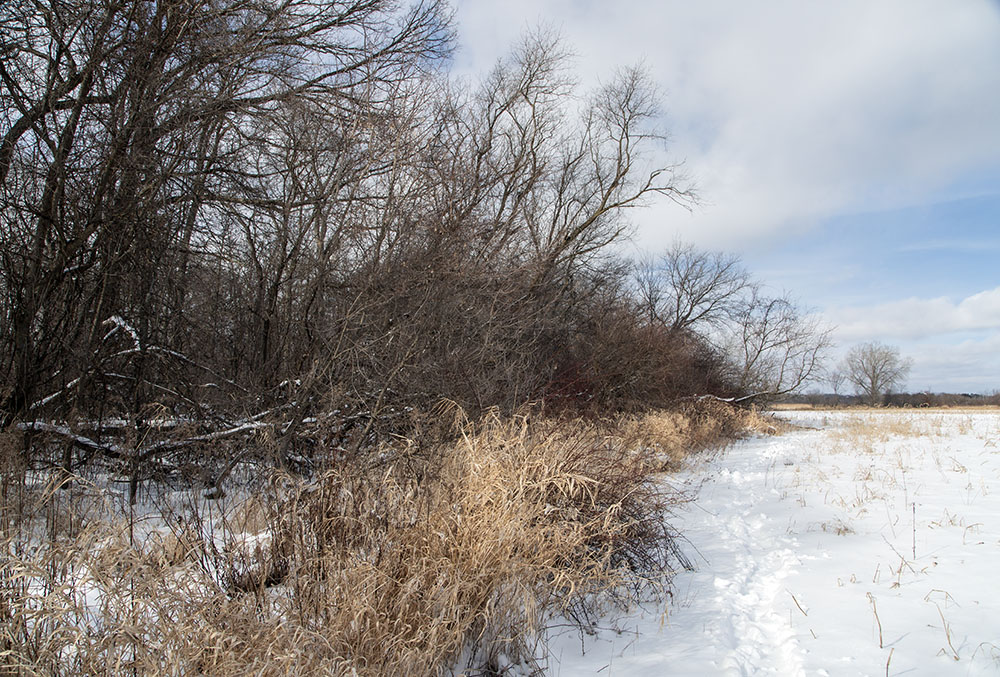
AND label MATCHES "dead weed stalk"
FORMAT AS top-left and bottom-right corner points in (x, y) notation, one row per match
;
(1, 404), (752, 675)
